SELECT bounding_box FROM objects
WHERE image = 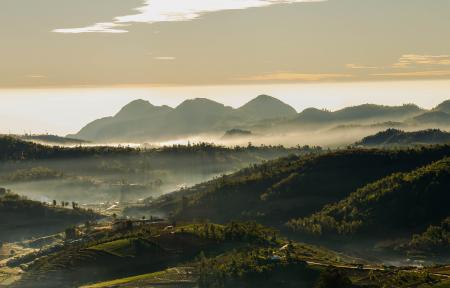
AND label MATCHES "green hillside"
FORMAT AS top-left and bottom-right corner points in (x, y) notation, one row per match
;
(0, 192), (98, 242)
(20, 221), (422, 288)
(400, 217), (450, 256)
(134, 145), (450, 227)
(288, 157), (450, 239)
